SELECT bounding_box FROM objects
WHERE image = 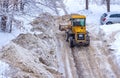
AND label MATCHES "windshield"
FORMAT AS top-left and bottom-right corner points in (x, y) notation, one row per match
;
(72, 18), (85, 26)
